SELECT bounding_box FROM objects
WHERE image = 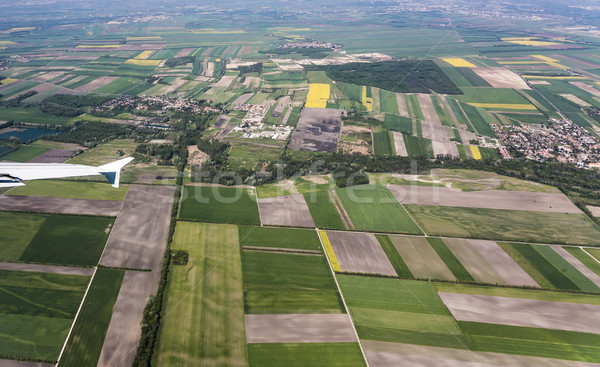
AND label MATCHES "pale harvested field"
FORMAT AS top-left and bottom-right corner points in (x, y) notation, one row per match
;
(0, 361), (54, 367)
(570, 81), (600, 98)
(443, 238), (505, 284)
(258, 194), (316, 227)
(421, 121), (449, 142)
(431, 140), (459, 158)
(119, 43), (165, 51)
(530, 80), (550, 85)
(439, 292), (600, 334)
(27, 148), (77, 163)
(0, 195), (121, 216)
(551, 245), (600, 288)
(8, 83), (57, 100)
(99, 185), (175, 270)
(387, 186), (581, 213)
(288, 108), (341, 153)
(98, 271), (158, 367)
(469, 240), (539, 287)
(326, 231), (397, 276)
(232, 92), (254, 105)
(0, 261), (94, 276)
(396, 93), (410, 117)
(389, 235), (455, 280)
(416, 94), (441, 124)
(74, 76), (118, 92)
(163, 77), (188, 94)
(245, 314), (357, 343)
(362, 340), (599, 367)
(458, 129), (477, 146)
(213, 75), (236, 88)
(33, 71), (66, 82)
(472, 67), (531, 89)
(560, 94), (591, 107)
(392, 131), (408, 157)
(203, 61), (215, 77)
(588, 205), (600, 217)
(175, 48), (194, 57)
